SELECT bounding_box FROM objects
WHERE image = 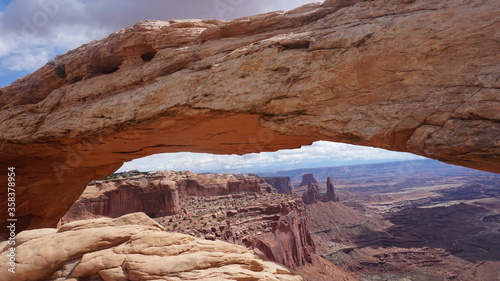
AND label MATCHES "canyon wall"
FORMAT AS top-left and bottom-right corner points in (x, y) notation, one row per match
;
(62, 176), (180, 222)
(177, 173), (273, 195)
(62, 172), (275, 223)
(0, 0), (498, 232)
(0, 213), (304, 281)
(239, 199), (315, 269)
(263, 177), (293, 194)
(61, 175), (322, 275)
